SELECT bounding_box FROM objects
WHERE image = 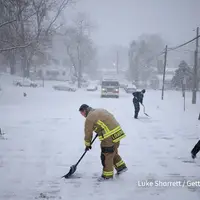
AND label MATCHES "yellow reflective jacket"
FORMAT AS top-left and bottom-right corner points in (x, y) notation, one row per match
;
(84, 108), (125, 147)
